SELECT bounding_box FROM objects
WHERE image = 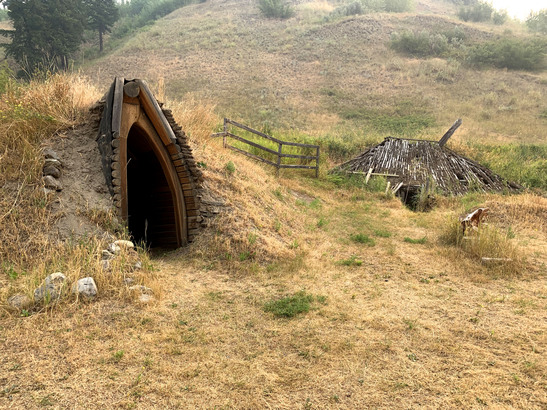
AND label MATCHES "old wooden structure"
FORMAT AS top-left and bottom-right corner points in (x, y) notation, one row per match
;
(213, 118), (320, 177)
(97, 78), (203, 248)
(332, 120), (520, 200)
